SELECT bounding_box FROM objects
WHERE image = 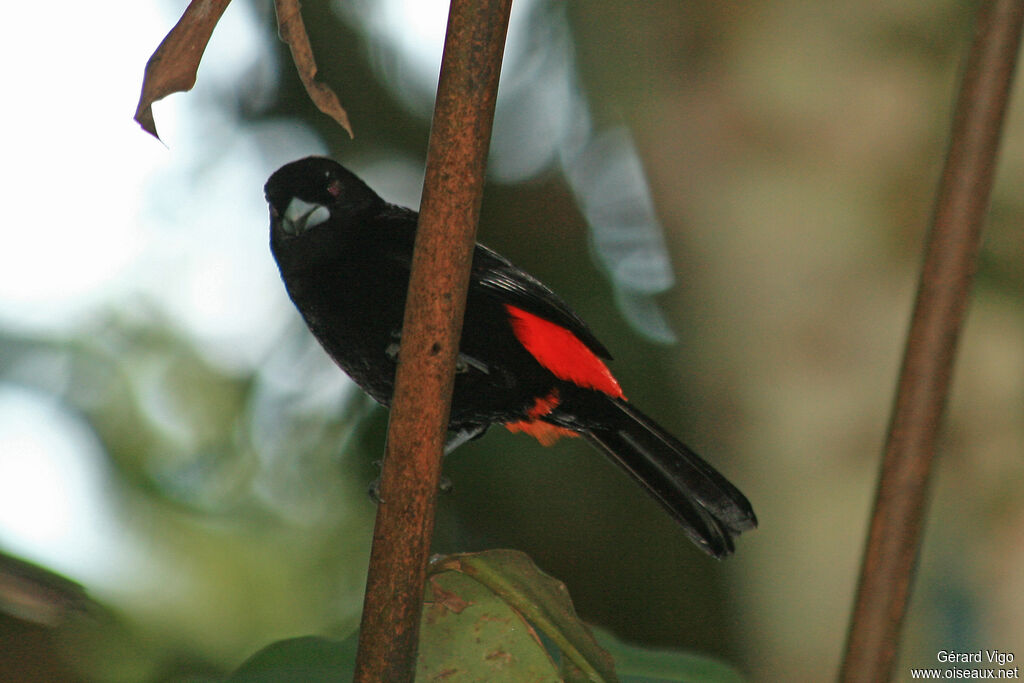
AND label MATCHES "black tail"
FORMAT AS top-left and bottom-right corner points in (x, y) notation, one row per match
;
(583, 401), (757, 558)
